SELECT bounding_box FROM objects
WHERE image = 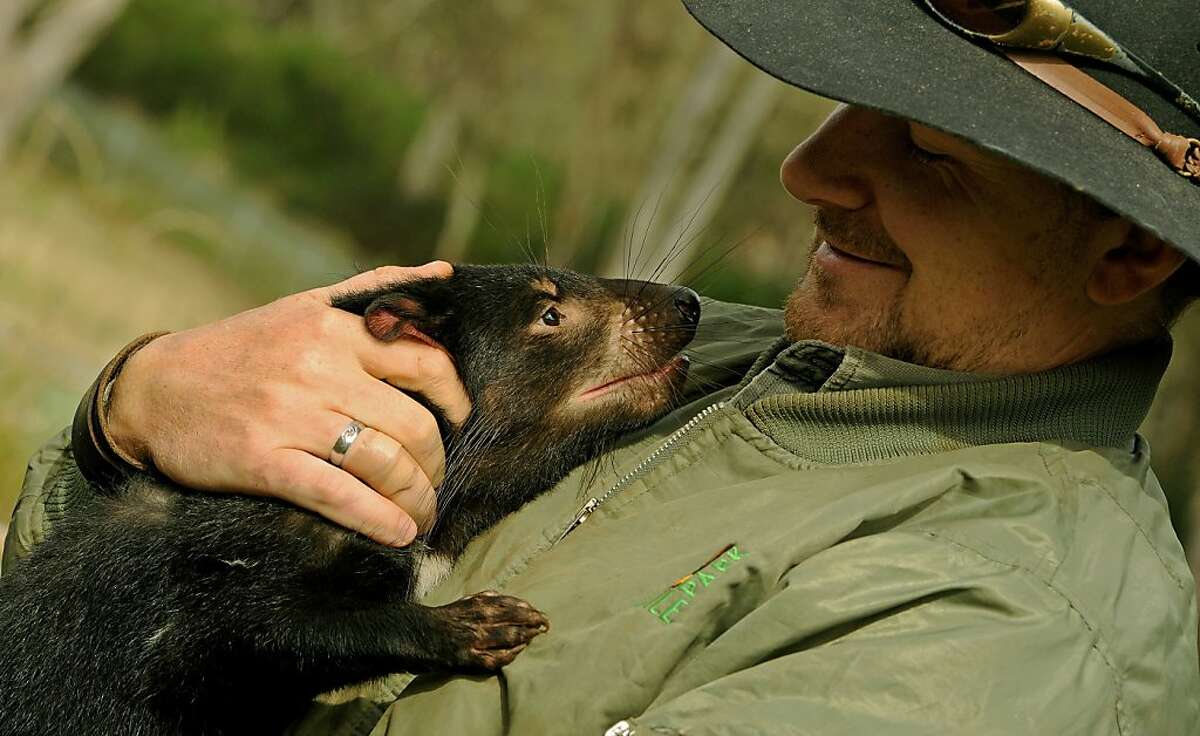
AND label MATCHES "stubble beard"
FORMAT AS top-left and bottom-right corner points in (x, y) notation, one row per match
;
(784, 256), (917, 361)
(781, 185), (1109, 374)
(783, 231), (1029, 374)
